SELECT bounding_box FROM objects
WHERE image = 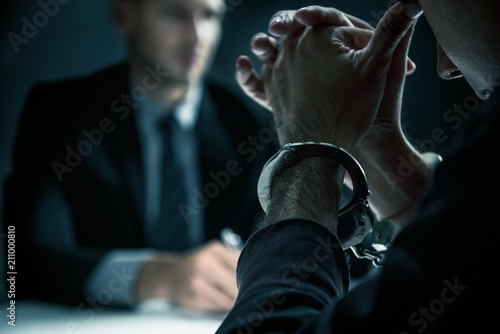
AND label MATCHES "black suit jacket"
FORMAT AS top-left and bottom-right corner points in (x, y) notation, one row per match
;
(3, 64), (276, 305)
